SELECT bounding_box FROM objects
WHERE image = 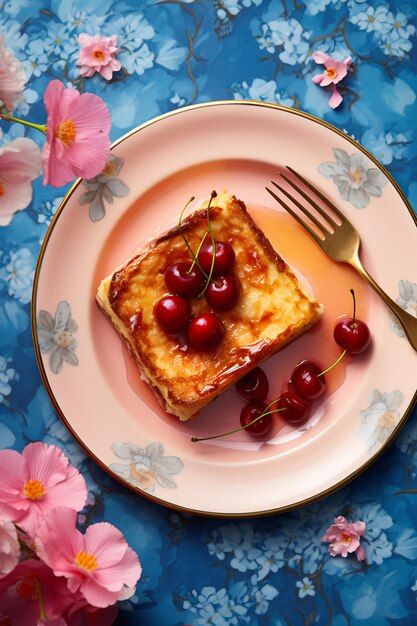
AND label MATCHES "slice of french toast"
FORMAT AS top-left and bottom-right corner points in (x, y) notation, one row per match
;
(96, 191), (323, 420)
